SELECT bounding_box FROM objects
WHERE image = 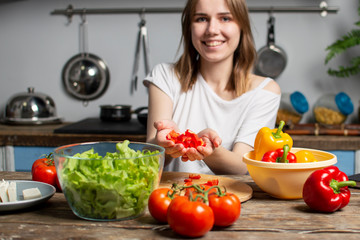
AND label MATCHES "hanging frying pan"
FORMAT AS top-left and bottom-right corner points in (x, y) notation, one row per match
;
(255, 15), (287, 79)
(62, 11), (110, 103)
